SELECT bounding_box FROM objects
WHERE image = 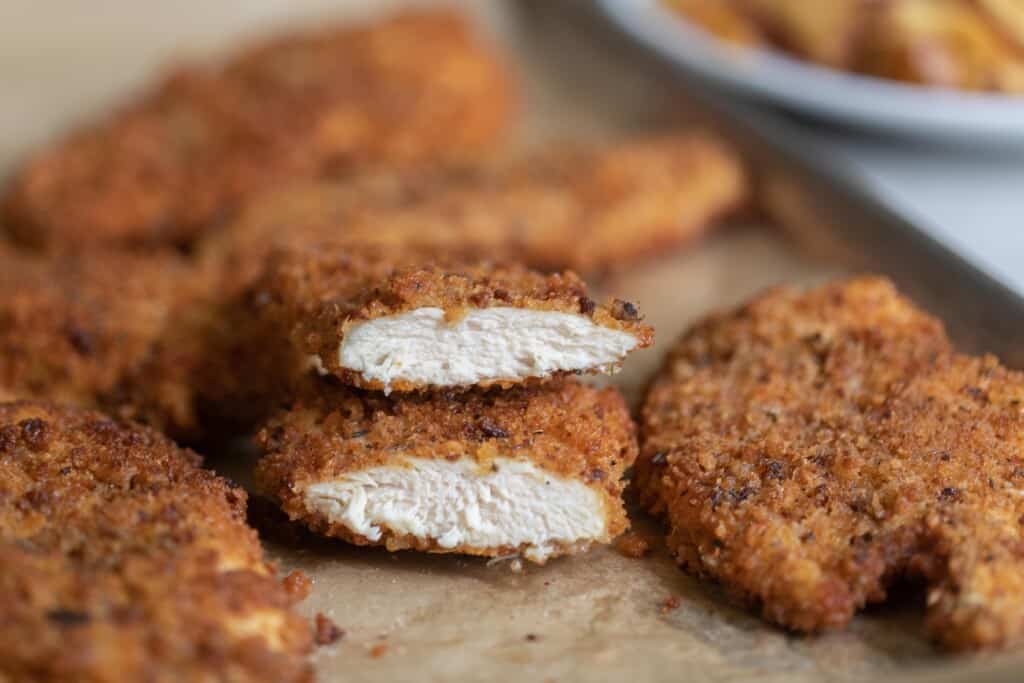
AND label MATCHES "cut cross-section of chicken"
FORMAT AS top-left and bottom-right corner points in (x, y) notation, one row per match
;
(255, 378), (638, 563)
(0, 400), (312, 682)
(258, 244), (653, 393)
